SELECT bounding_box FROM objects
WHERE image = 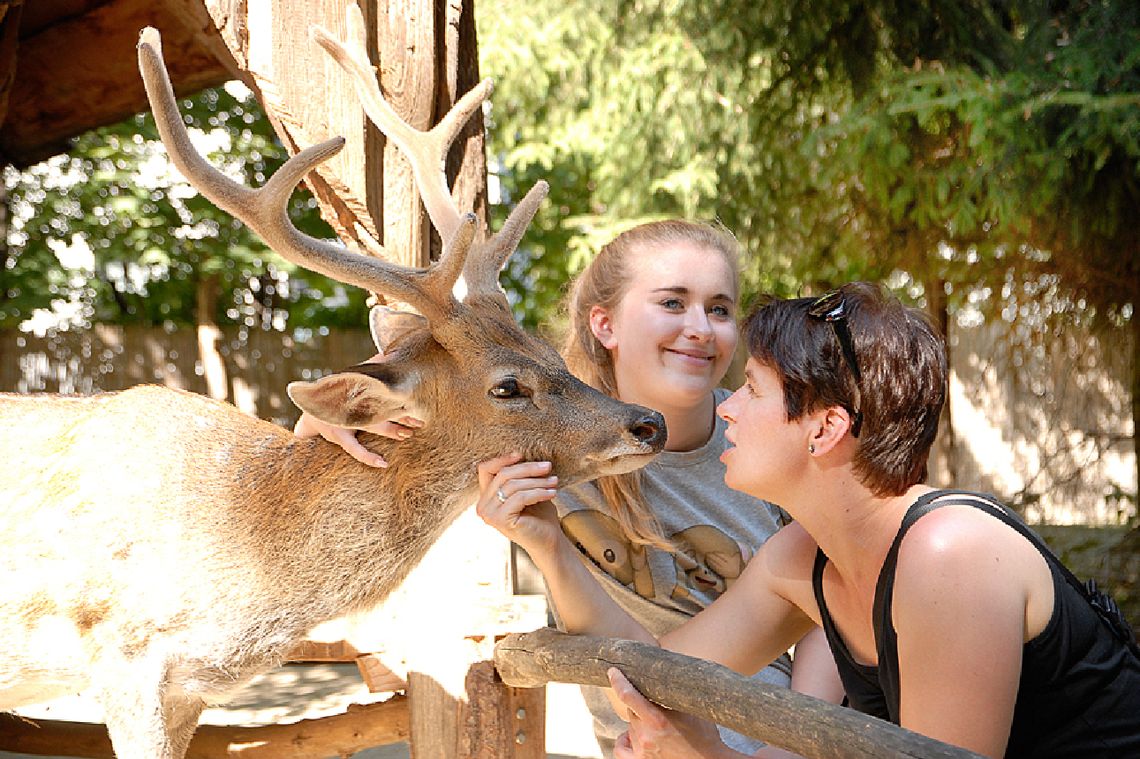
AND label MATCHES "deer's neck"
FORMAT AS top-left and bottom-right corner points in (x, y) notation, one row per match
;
(223, 433), (478, 622)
